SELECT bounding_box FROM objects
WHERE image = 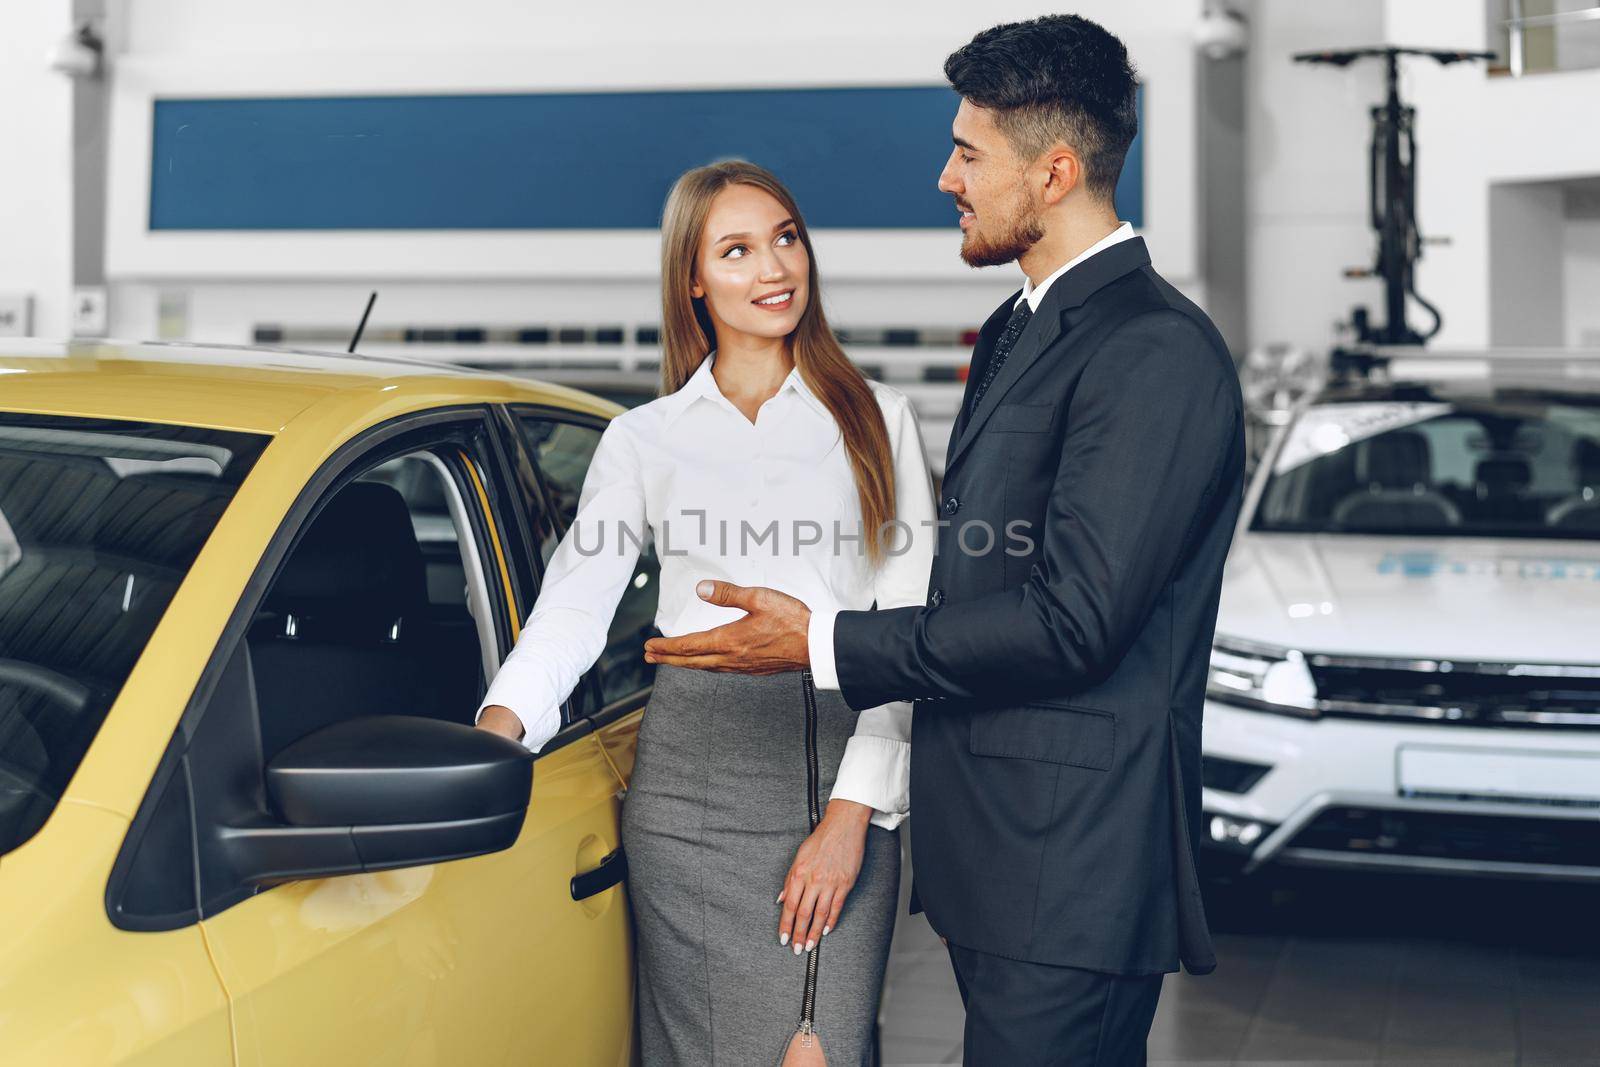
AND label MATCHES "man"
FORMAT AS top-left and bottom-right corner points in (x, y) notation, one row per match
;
(646, 14), (1245, 1064)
